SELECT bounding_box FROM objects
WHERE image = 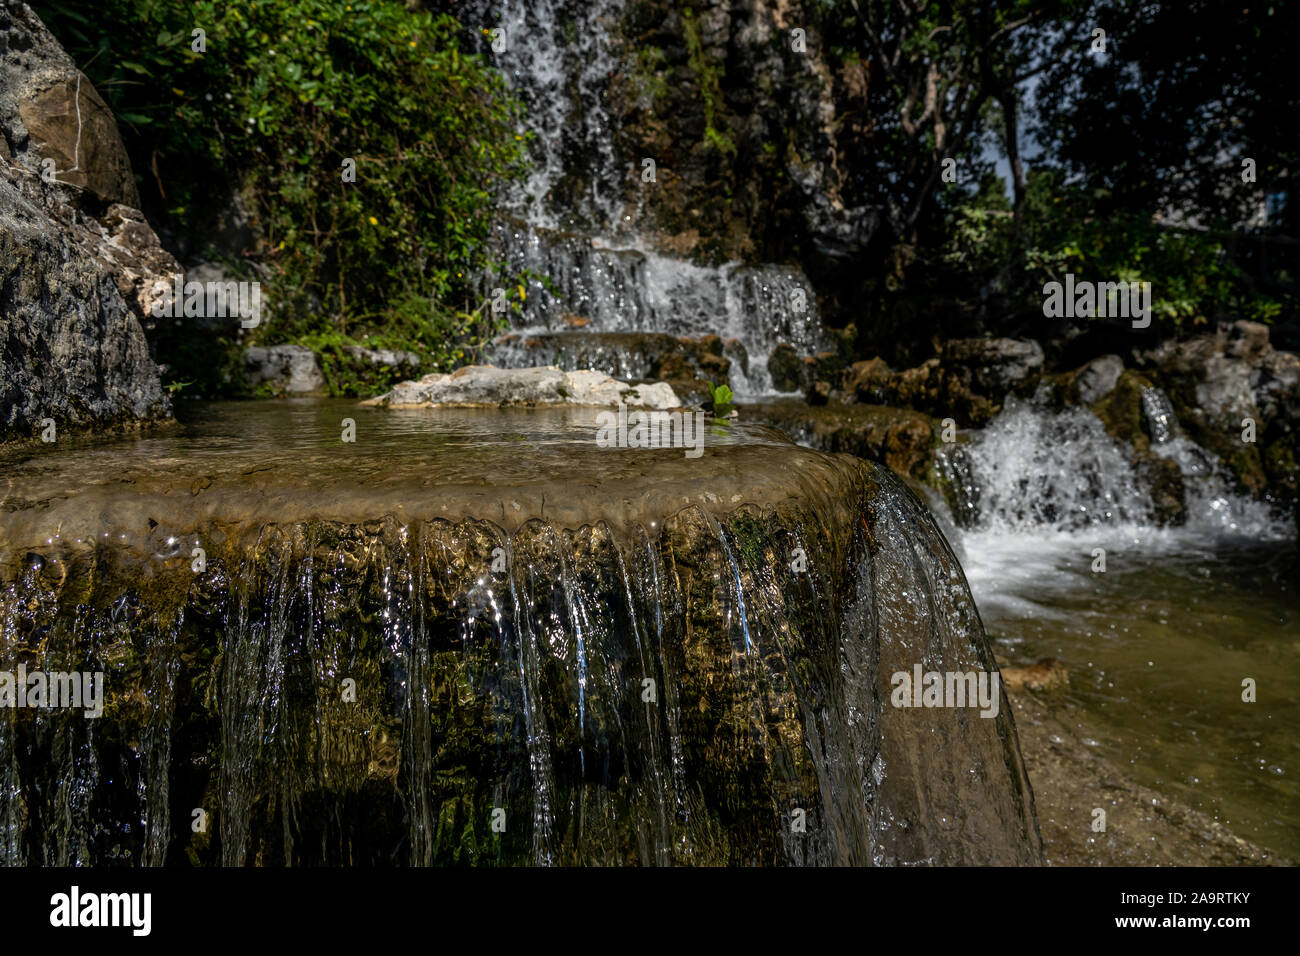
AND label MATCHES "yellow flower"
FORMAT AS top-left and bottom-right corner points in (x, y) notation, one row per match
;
(409, 41), (416, 47)
(368, 216), (378, 225)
